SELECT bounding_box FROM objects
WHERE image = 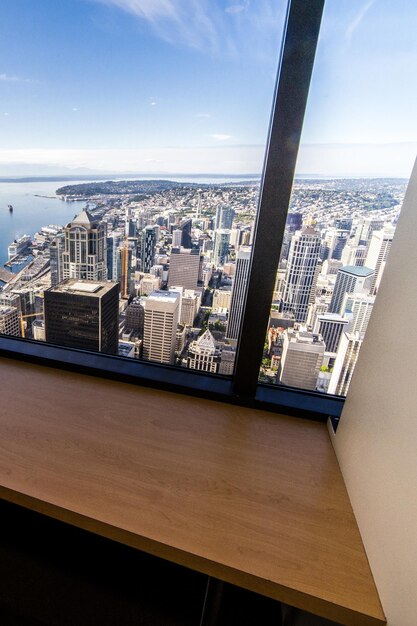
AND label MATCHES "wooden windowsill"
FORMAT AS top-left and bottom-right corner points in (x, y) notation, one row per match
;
(0, 357), (385, 626)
